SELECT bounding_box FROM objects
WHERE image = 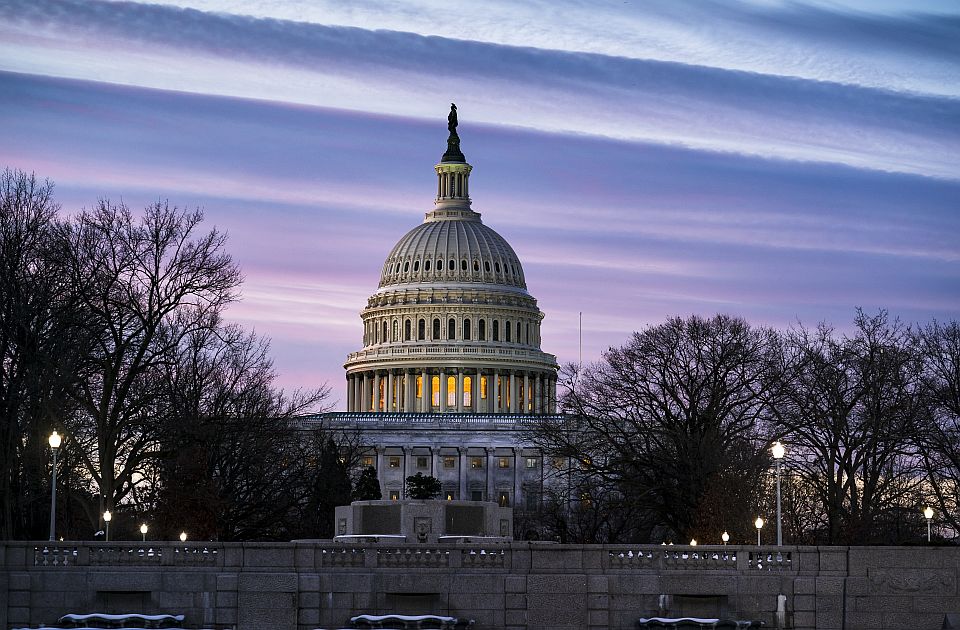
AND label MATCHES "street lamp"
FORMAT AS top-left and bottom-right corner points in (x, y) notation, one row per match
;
(140, 523), (148, 542)
(772, 441), (785, 546)
(179, 531), (187, 543)
(103, 510), (112, 542)
(721, 531), (730, 545)
(755, 517), (764, 546)
(689, 539), (697, 546)
(924, 506), (934, 543)
(48, 431), (62, 542)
